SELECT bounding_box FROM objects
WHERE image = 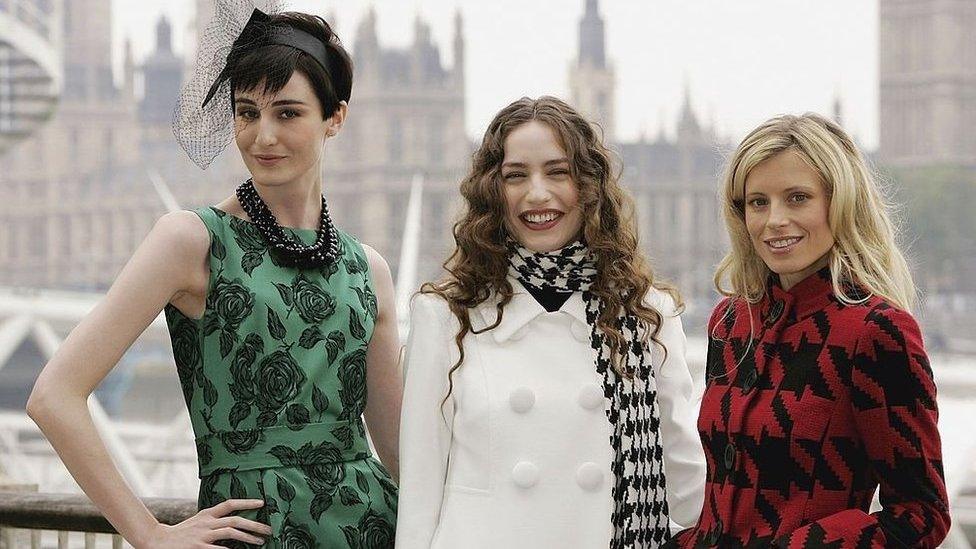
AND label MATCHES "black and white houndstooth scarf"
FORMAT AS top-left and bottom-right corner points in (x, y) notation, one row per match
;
(507, 239), (671, 548)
